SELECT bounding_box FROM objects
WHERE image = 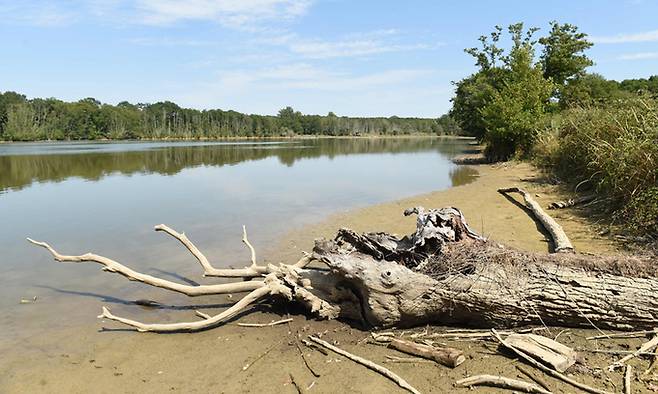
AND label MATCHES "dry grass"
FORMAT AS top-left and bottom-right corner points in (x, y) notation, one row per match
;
(533, 96), (658, 236)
